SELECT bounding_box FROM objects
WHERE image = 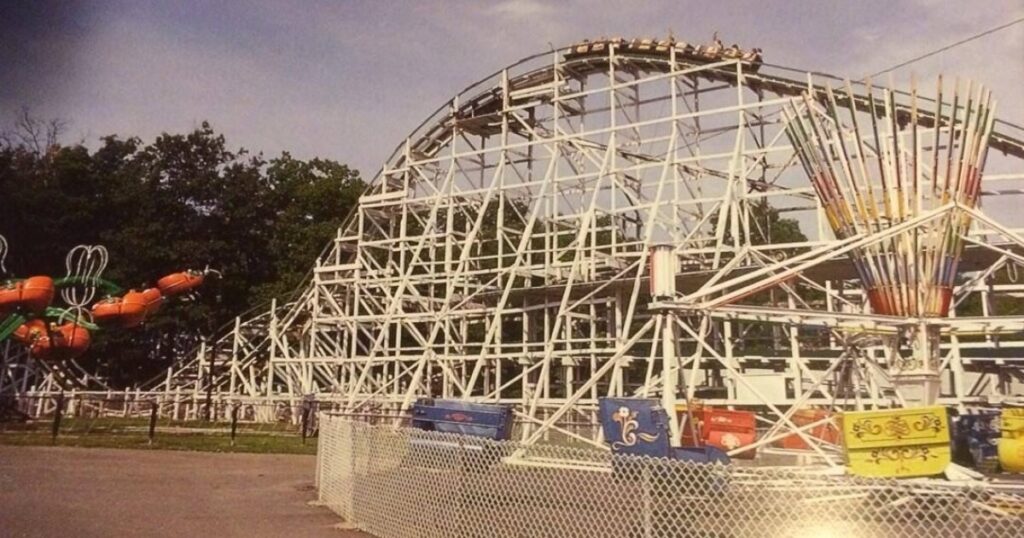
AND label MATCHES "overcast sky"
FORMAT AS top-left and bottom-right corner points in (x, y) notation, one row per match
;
(2, 0), (1022, 179)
